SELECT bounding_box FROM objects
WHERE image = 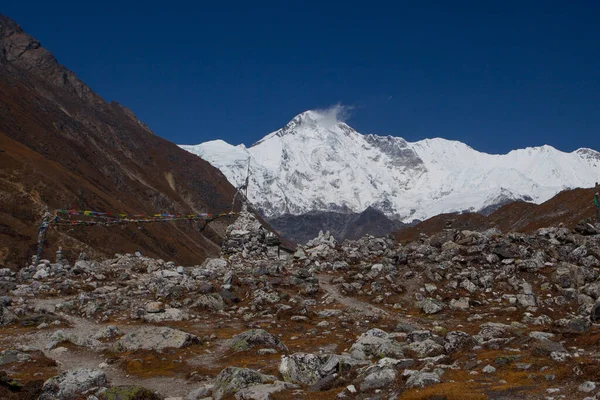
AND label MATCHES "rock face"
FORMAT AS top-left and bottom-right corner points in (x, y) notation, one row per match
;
(114, 327), (201, 351)
(0, 14), (241, 269)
